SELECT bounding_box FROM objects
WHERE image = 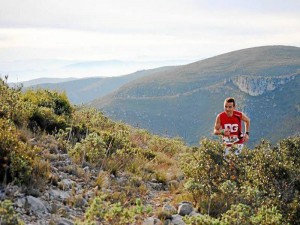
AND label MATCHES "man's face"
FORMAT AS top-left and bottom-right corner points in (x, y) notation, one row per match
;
(224, 102), (235, 115)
